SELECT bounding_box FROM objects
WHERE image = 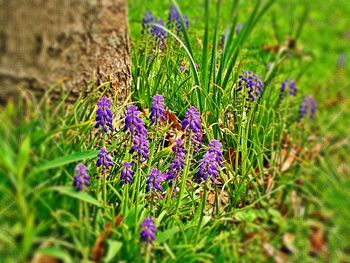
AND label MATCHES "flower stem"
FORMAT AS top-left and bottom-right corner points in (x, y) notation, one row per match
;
(196, 184), (207, 242)
(174, 133), (192, 217)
